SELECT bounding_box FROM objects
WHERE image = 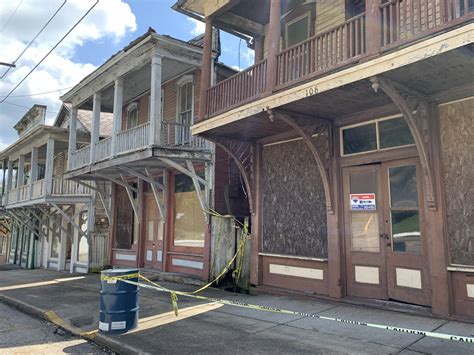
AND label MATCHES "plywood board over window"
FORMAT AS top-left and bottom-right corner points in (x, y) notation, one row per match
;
(439, 98), (474, 266)
(262, 139), (328, 259)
